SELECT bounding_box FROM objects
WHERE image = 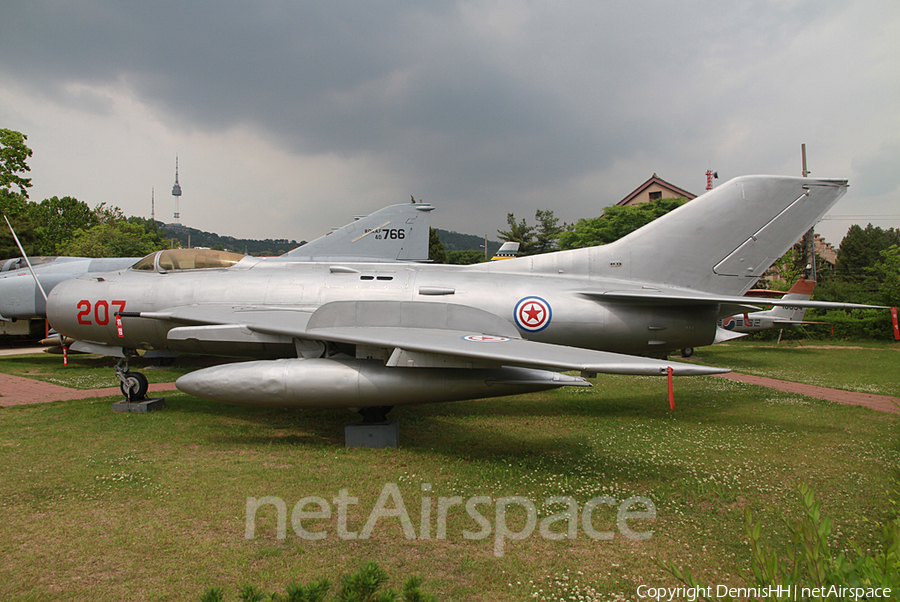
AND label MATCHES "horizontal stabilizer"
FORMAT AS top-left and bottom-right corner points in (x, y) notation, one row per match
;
(588, 290), (888, 311)
(714, 328), (748, 343)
